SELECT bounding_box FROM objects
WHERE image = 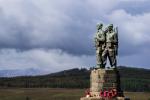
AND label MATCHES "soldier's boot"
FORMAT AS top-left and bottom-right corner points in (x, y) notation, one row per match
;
(100, 64), (105, 68)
